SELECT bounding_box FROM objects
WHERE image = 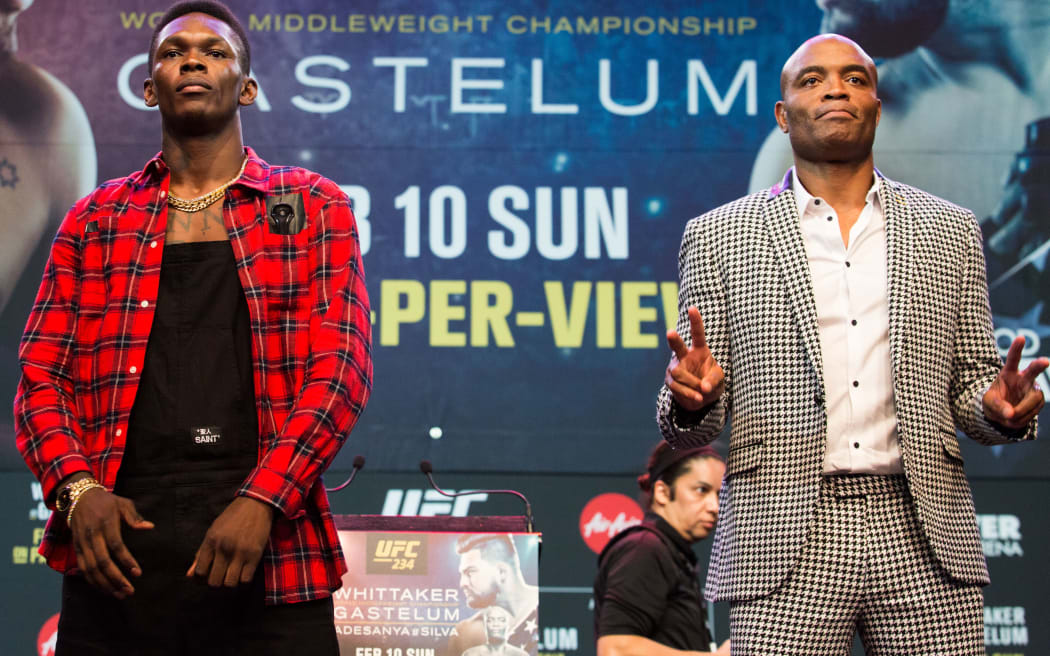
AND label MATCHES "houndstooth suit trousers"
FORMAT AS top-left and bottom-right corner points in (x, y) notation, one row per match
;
(729, 474), (983, 655)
